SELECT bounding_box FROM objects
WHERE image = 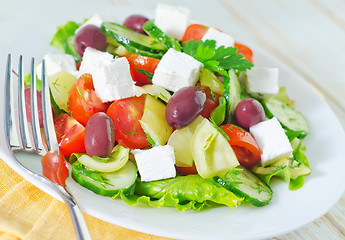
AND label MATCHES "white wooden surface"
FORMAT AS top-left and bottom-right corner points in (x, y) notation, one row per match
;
(1, 0), (344, 239)
(108, 0), (345, 239)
